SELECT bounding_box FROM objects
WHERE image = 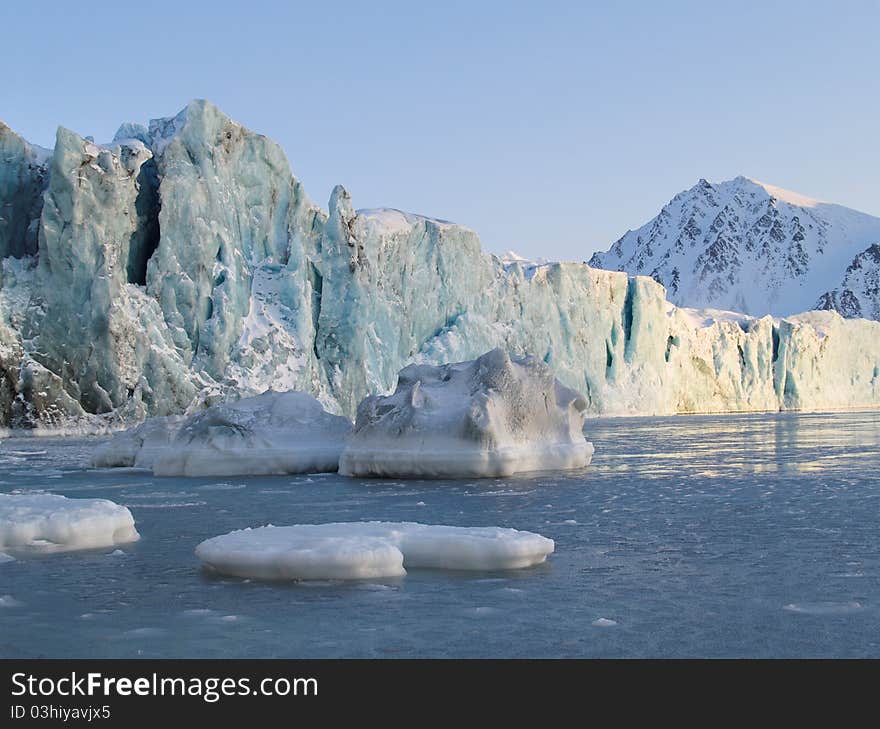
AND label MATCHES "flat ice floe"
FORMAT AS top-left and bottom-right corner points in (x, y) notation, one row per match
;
(339, 348), (593, 478)
(95, 391), (352, 477)
(0, 493), (139, 554)
(195, 522), (555, 580)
